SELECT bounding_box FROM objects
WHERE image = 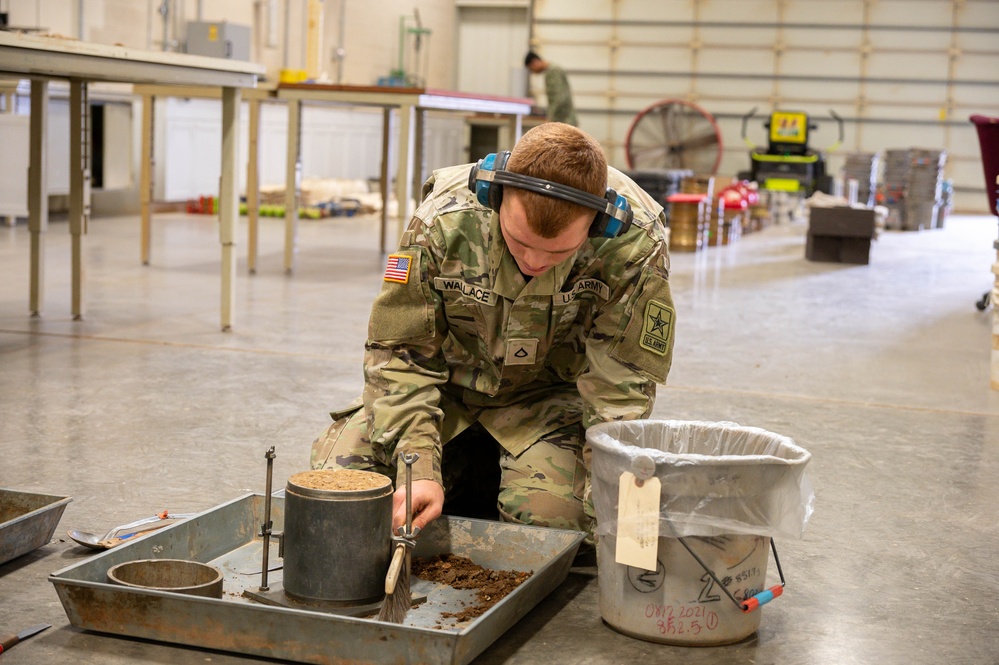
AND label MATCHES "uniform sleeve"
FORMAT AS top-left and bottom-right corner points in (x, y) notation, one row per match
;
(362, 212), (449, 486)
(577, 215), (675, 429)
